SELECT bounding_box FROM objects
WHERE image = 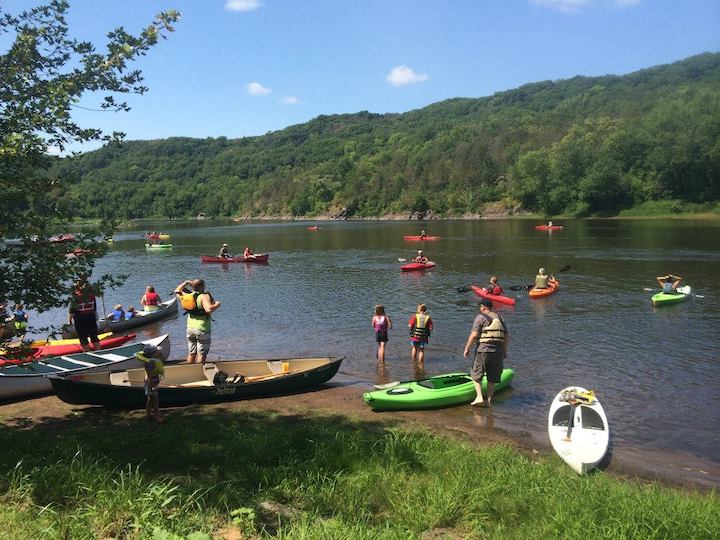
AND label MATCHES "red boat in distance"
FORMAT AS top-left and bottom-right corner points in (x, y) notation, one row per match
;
(400, 261), (437, 272)
(403, 235), (440, 241)
(535, 225), (563, 231)
(307, 226), (319, 231)
(200, 254), (269, 264)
